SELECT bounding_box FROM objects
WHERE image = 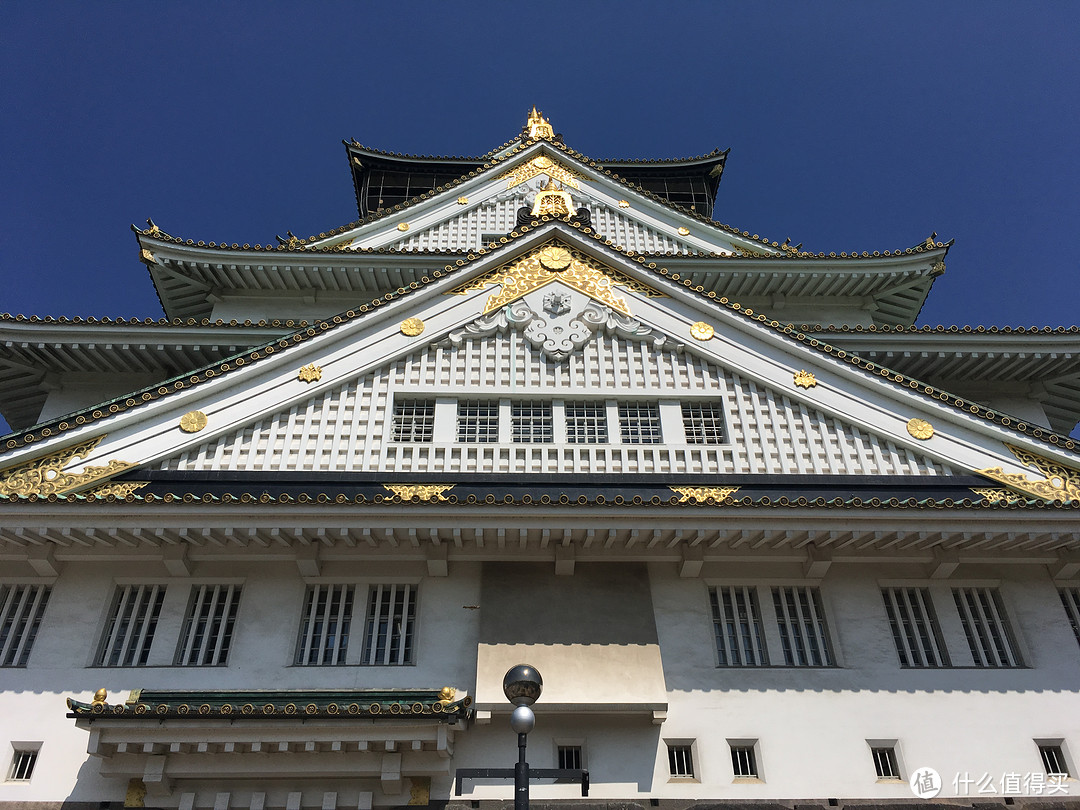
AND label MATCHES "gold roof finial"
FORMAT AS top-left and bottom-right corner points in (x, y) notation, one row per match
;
(526, 107), (554, 140)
